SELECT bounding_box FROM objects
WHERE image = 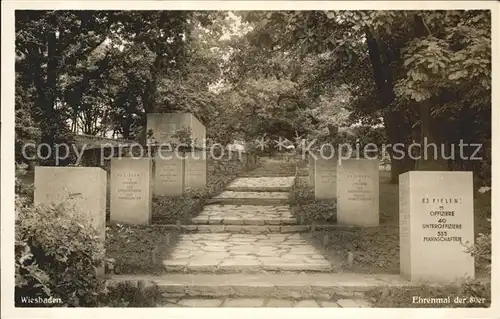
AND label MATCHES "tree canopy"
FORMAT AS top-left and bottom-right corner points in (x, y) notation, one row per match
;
(15, 9), (491, 184)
